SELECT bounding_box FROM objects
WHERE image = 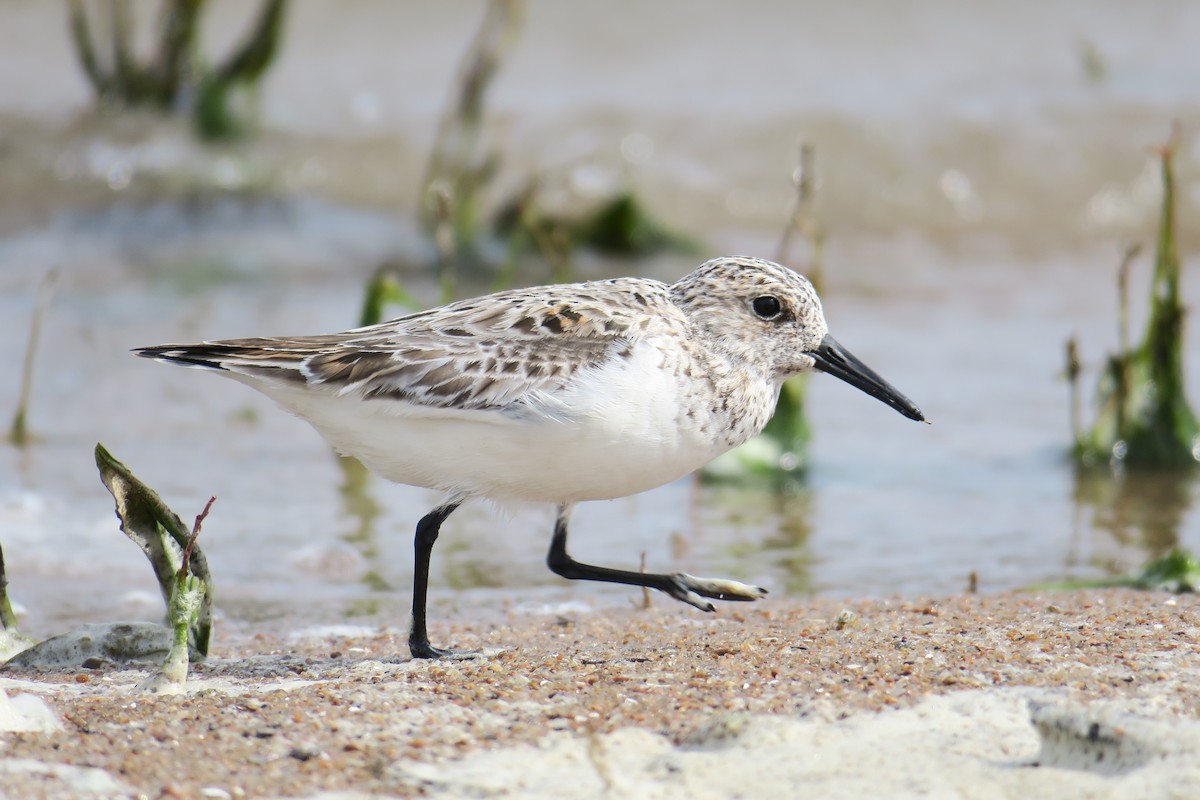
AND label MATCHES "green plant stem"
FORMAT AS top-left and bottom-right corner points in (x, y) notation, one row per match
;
(0, 543), (17, 630)
(66, 0), (286, 140)
(9, 270), (57, 447)
(95, 444), (213, 656)
(419, 0), (524, 252)
(1074, 129), (1198, 468)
